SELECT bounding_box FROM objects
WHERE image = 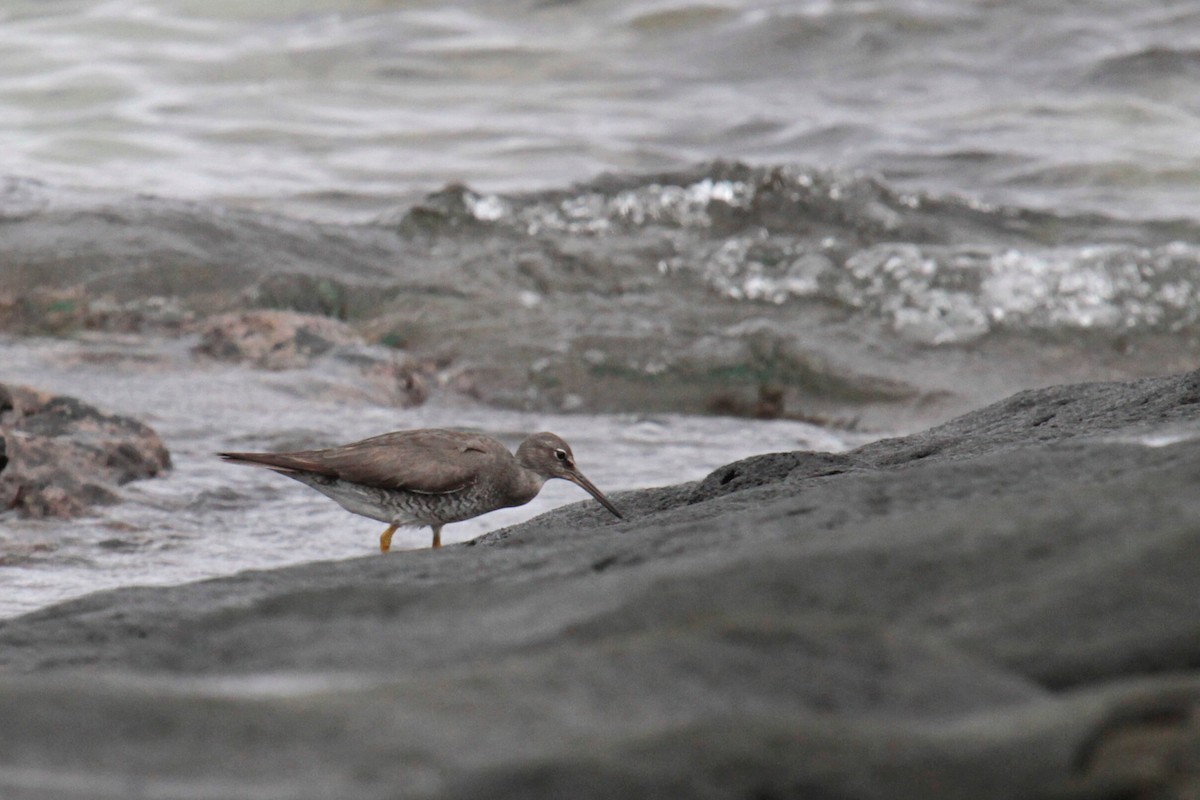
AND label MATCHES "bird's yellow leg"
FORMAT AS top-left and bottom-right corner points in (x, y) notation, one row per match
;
(379, 523), (398, 553)
(431, 525), (442, 549)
